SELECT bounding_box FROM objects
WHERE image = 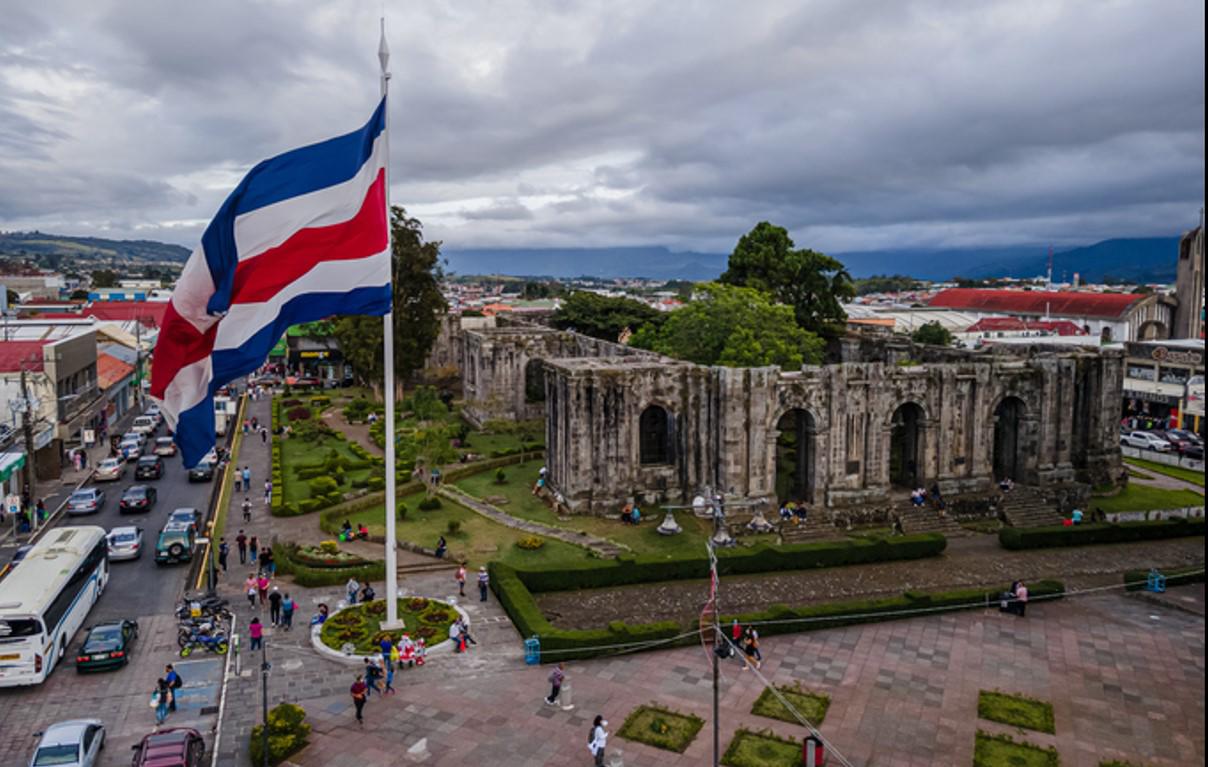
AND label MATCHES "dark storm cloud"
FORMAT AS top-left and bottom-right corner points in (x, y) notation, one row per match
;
(0, 0), (1202, 253)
